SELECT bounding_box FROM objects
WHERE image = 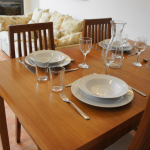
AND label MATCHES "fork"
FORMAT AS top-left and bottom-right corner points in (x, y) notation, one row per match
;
(59, 92), (90, 120)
